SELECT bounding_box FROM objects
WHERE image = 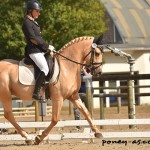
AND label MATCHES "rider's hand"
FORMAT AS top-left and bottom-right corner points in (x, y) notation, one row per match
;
(82, 66), (87, 75)
(48, 45), (55, 51)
